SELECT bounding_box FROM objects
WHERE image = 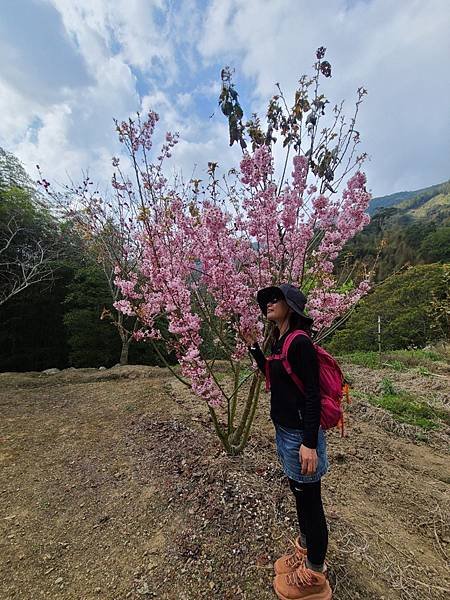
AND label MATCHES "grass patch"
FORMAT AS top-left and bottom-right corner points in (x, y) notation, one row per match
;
(338, 351), (382, 369)
(338, 348), (445, 371)
(416, 366), (432, 377)
(387, 349), (443, 367)
(238, 367), (254, 384)
(367, 391), (449, 430)
(383, 360), (407, 372)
